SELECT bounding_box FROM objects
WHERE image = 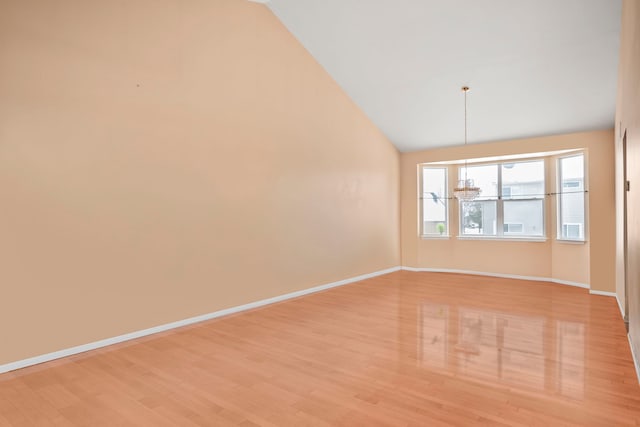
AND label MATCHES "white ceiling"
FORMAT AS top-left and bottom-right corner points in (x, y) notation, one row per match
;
(266, 0), (622, 152)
